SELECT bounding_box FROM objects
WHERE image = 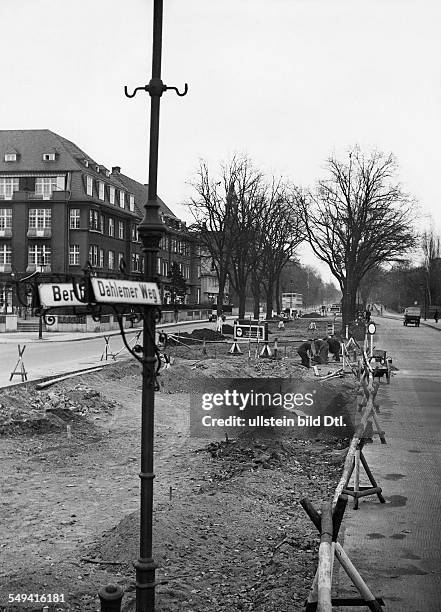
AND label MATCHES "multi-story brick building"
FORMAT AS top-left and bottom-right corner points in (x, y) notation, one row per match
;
(0, 129), (199, 309)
